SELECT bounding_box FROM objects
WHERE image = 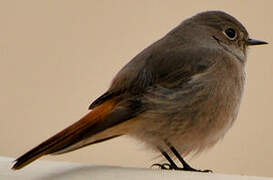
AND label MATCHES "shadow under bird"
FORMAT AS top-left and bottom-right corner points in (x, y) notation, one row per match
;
(12, 11), (267, 172)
